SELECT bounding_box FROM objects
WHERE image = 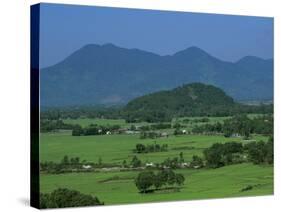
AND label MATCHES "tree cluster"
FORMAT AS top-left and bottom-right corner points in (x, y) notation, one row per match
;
(134, 143), (168, 153)
(203, 142), (244, 168)
(174, 128), (186, 135)
(204, 138), (274, 168)
(161, 152), (185, 169)
(190, 155), (204, 168)
(72, 124), (121, 136)
(40, 188), (103, 208)
(244, 137), (273, 164)
(135, 170), (185, 193)
(40, 155), (83, 174)
(192, 115), (273, 137)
